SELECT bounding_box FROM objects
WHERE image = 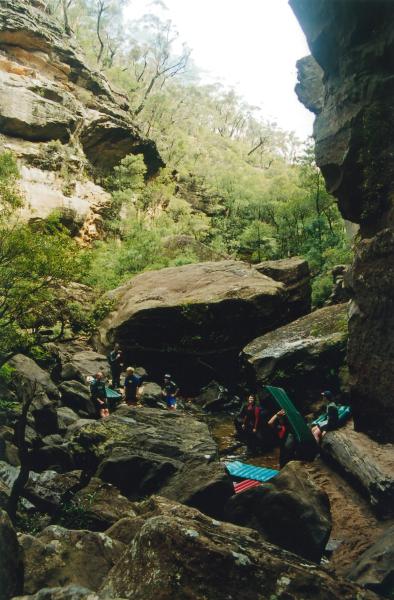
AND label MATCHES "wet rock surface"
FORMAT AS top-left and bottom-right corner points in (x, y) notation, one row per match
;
(242, 303), (348, 411)
(291, 0), (394, 442)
